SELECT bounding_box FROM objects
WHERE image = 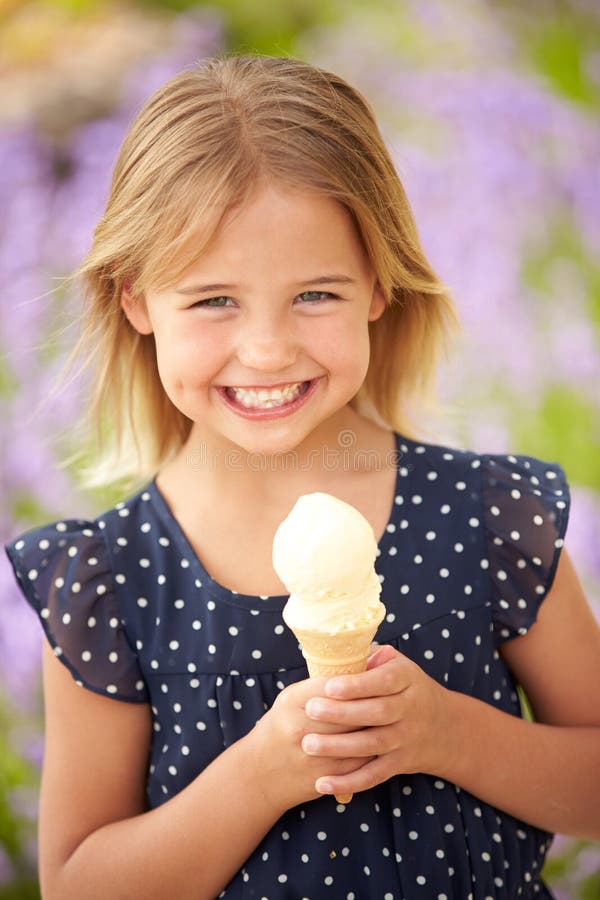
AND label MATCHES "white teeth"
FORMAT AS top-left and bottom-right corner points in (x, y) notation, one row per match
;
(228, 381), (306, 409)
